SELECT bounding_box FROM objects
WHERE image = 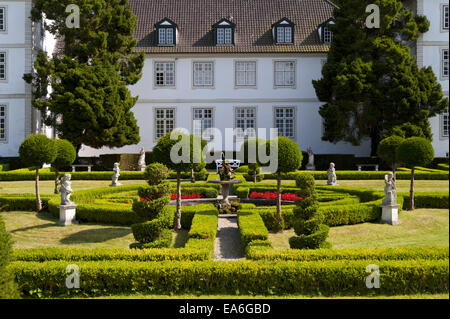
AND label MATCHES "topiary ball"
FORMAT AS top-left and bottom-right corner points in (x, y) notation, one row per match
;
(396, 137), (434, 168)
(144, 163), (169, 185)
(19, 134), (57, 168)
(52, 139), (76, 170)
(270, 137), (302, 174)
(377, 135), (404, 167)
